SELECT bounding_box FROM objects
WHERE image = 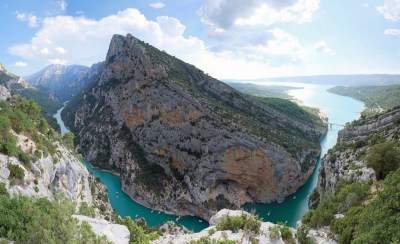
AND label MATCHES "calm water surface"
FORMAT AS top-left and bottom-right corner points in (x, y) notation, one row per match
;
(243, 82), (364, 227)
(55, 82), (364, 231)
